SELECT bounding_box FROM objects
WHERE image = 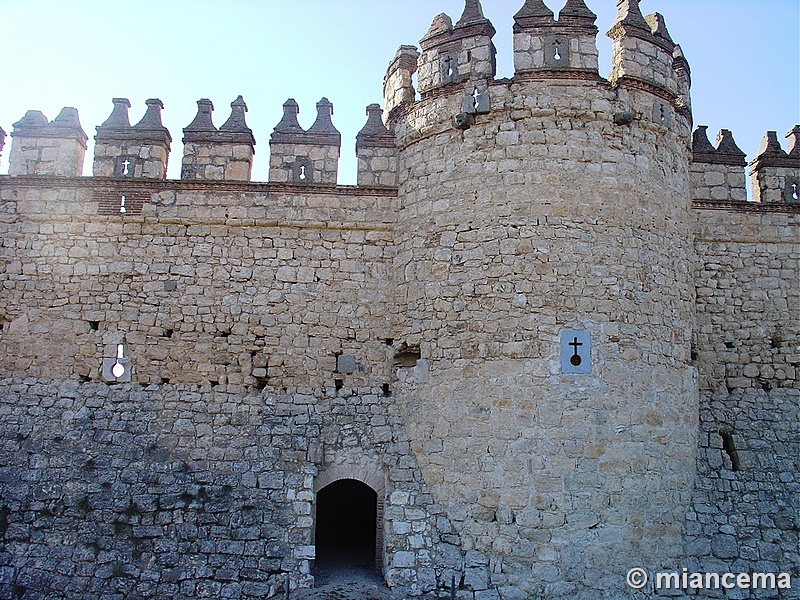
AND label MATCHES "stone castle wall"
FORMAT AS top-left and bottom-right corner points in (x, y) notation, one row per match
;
(688, 206), (799, 587)
(0, 0), (798, 599)
(0, 179), (396, 391)
(0, 377), (461, 599)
